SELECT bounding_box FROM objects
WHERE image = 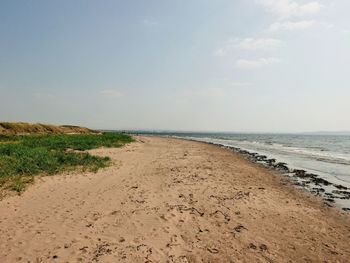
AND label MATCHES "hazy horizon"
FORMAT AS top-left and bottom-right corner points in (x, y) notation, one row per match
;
(1, 0), (350, 133)
(104, 128), (350, 135)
